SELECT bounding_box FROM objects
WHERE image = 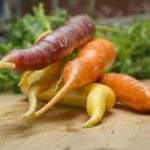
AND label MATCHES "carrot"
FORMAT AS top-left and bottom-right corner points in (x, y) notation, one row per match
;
(82, 83), (115, 128)
(33, 38), (116, 117)
(19, 60), (64, 119)
(20, 71), (116, 128)
(0, 15), (95, 71)
(38, 83), (116, 128)
(100, 73), (150, 112)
